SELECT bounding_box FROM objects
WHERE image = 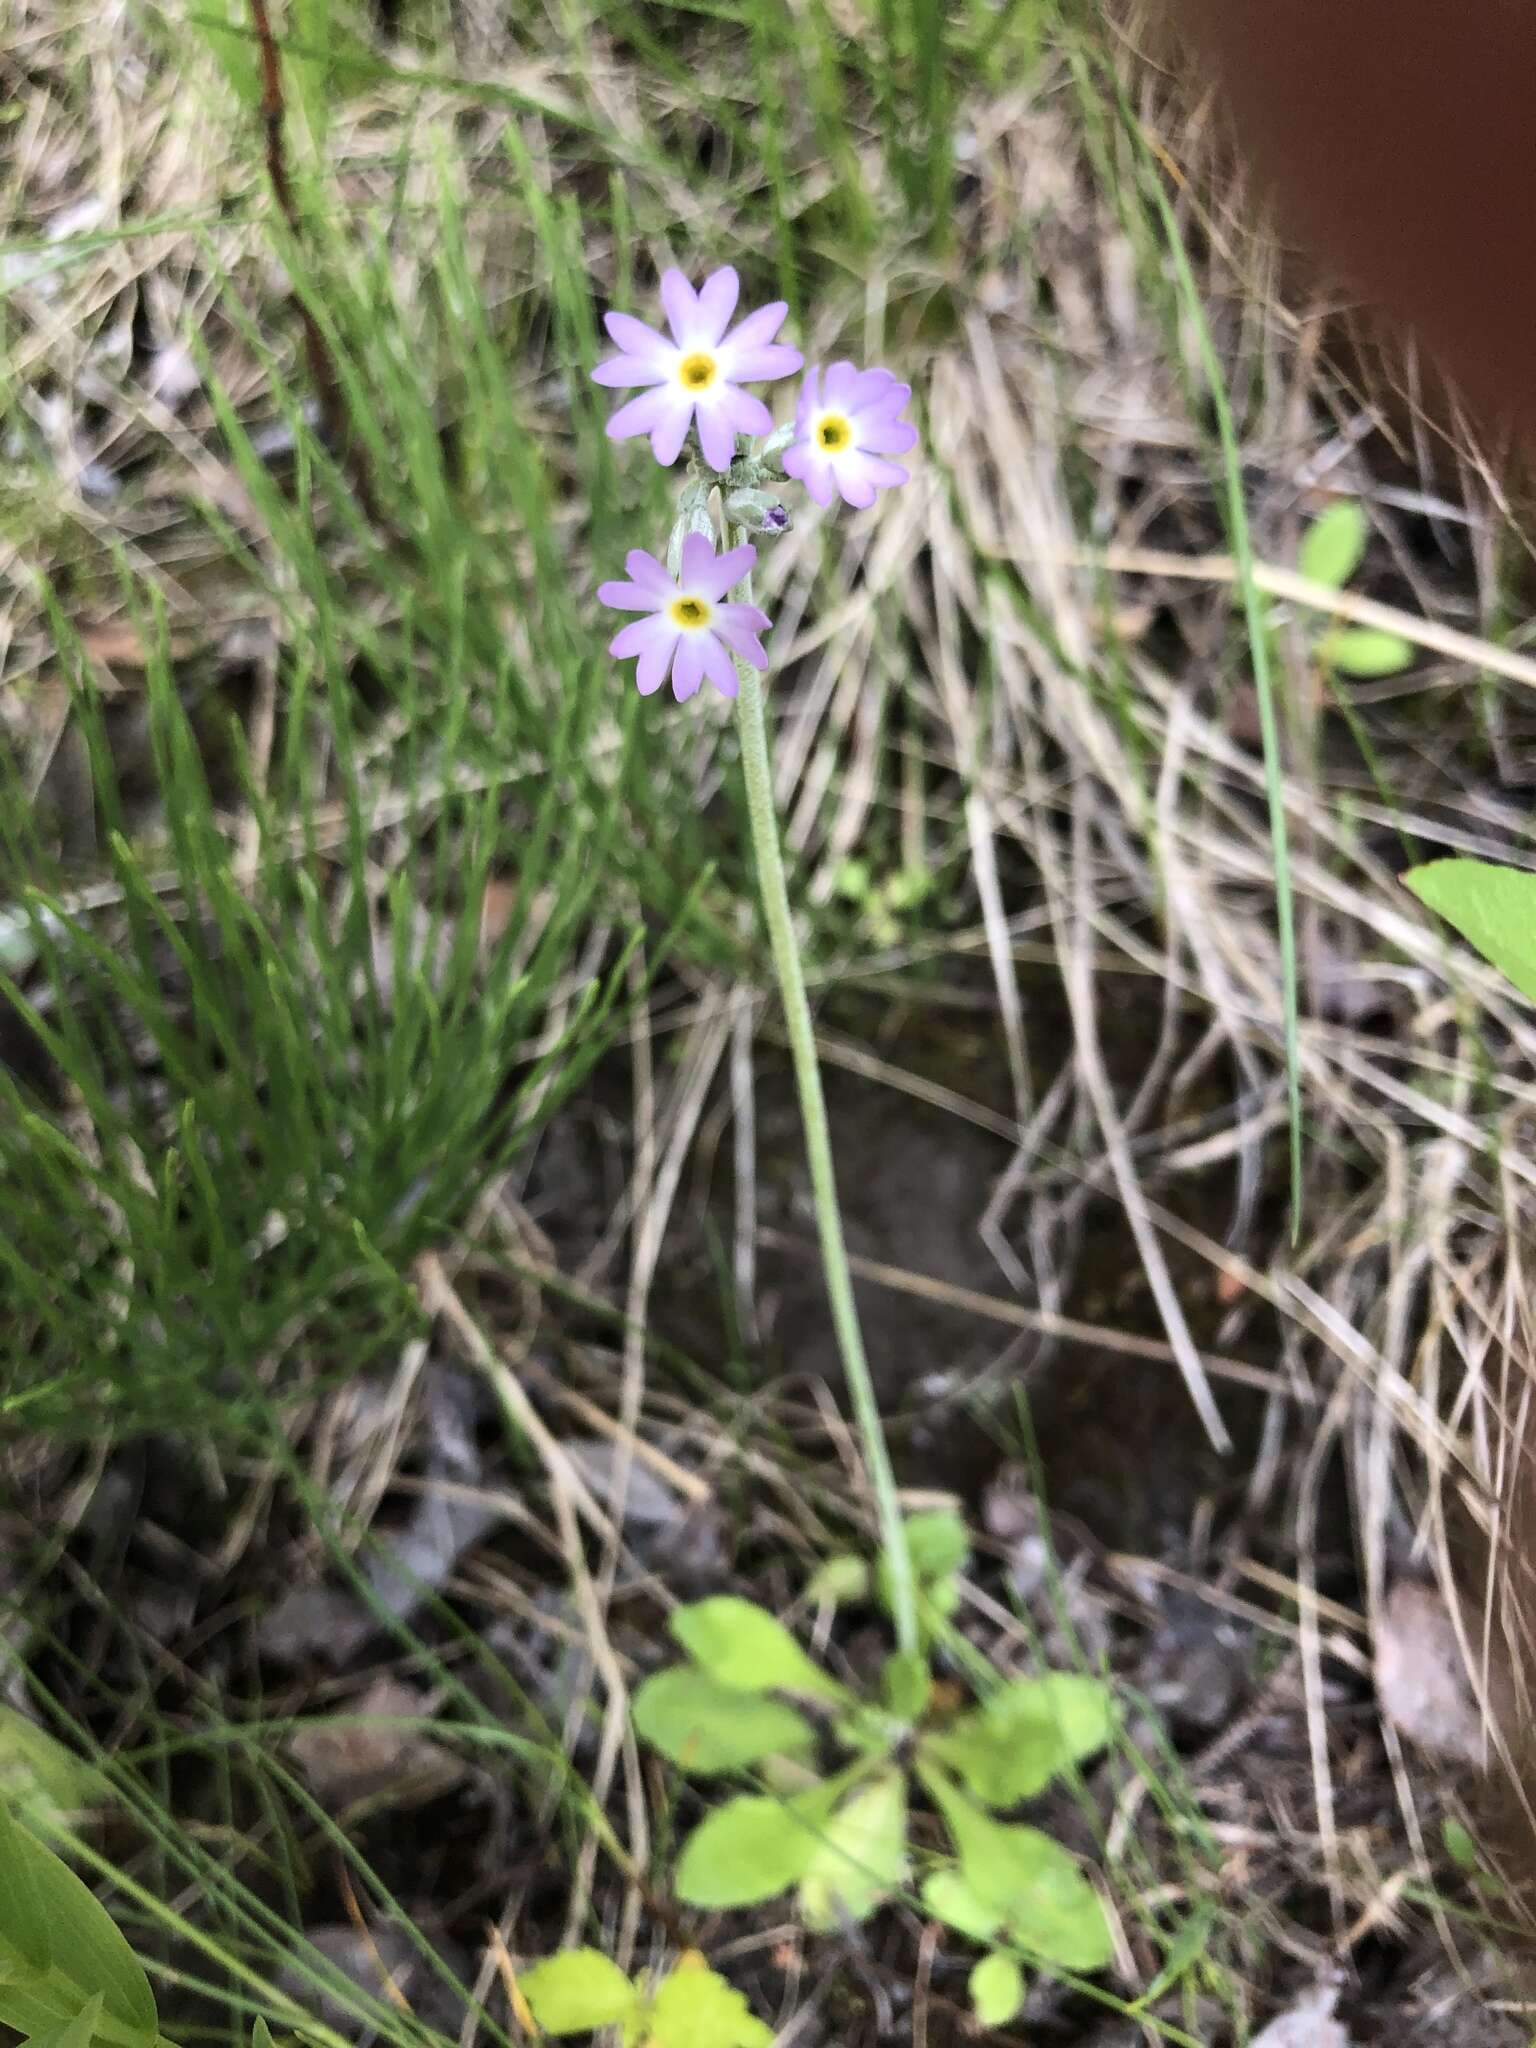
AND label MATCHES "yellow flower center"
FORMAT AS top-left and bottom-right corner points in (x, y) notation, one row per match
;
(679, 352), (718, 391)
(670, 595), (711, 629)
(816, 412), (853, 452)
